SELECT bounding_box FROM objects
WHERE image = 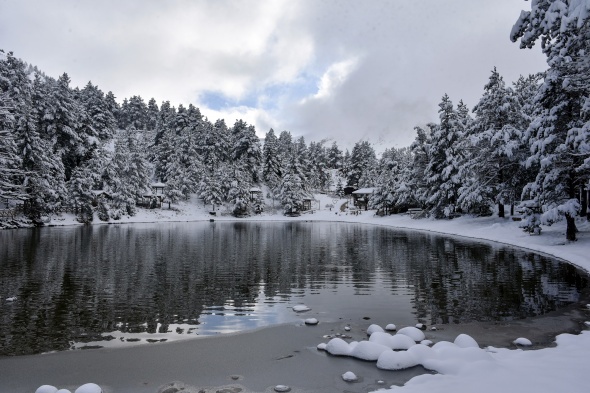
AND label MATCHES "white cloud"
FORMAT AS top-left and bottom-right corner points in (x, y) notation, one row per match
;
(307, 57), (360, 101)
(0, 0), (547, 151)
